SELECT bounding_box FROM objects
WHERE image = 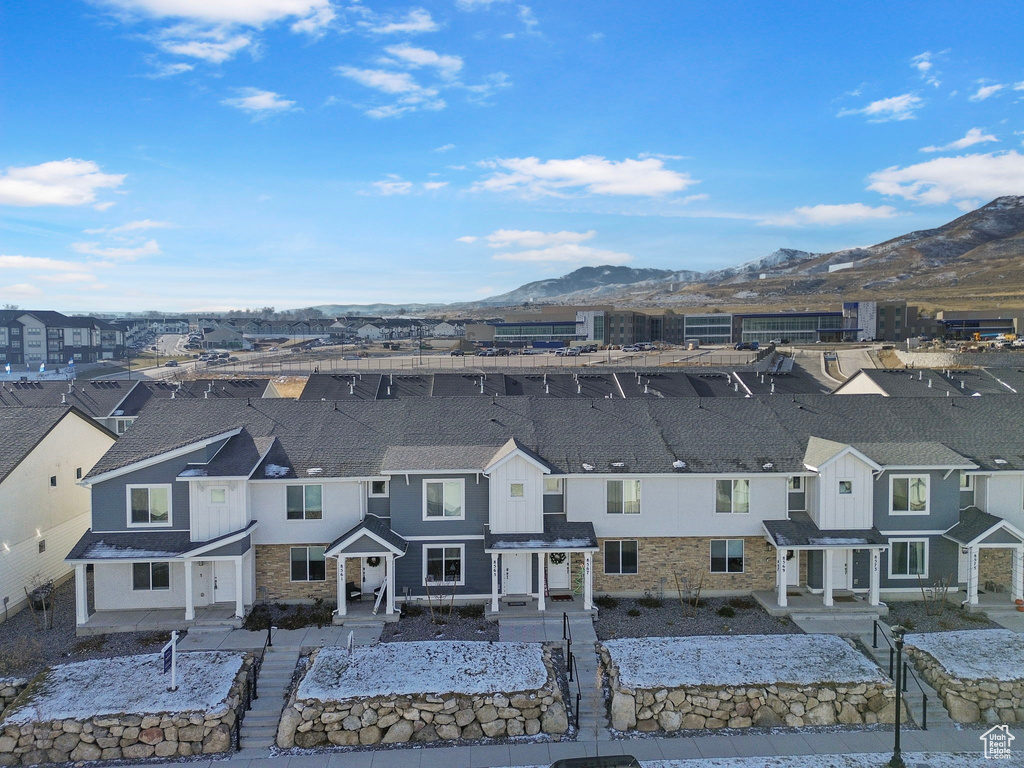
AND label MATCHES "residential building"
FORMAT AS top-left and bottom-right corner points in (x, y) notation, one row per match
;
(69, 394), (1024, 632)
(202, 327), (251, 350)
(0, 310), (126, 367)
(0, 407), (116, 622)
